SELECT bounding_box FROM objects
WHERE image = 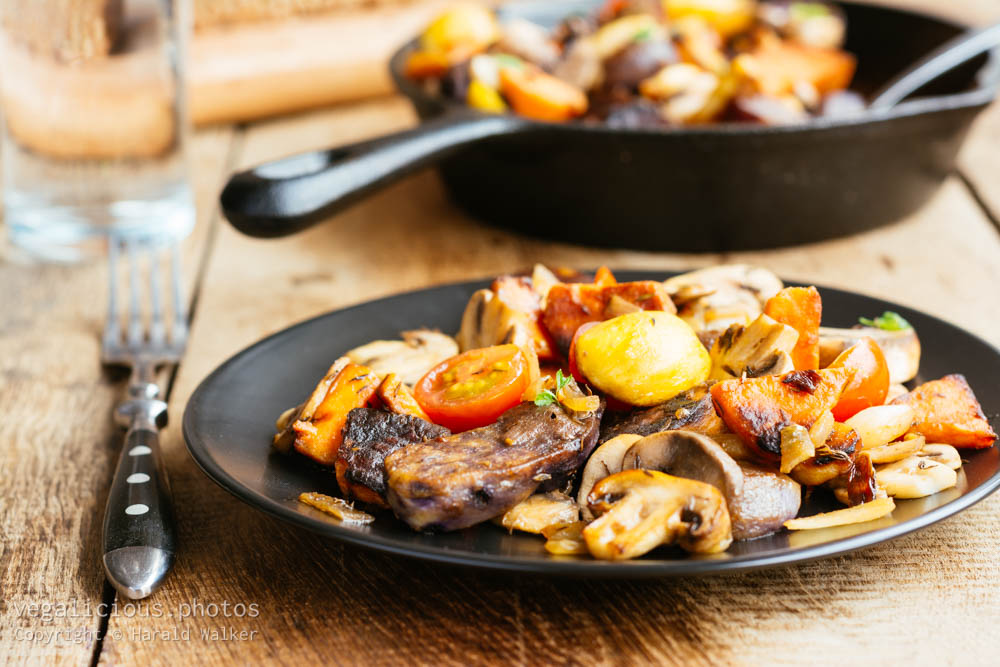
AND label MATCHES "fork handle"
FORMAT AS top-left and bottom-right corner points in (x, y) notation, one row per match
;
(102, 402), (177, 599)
